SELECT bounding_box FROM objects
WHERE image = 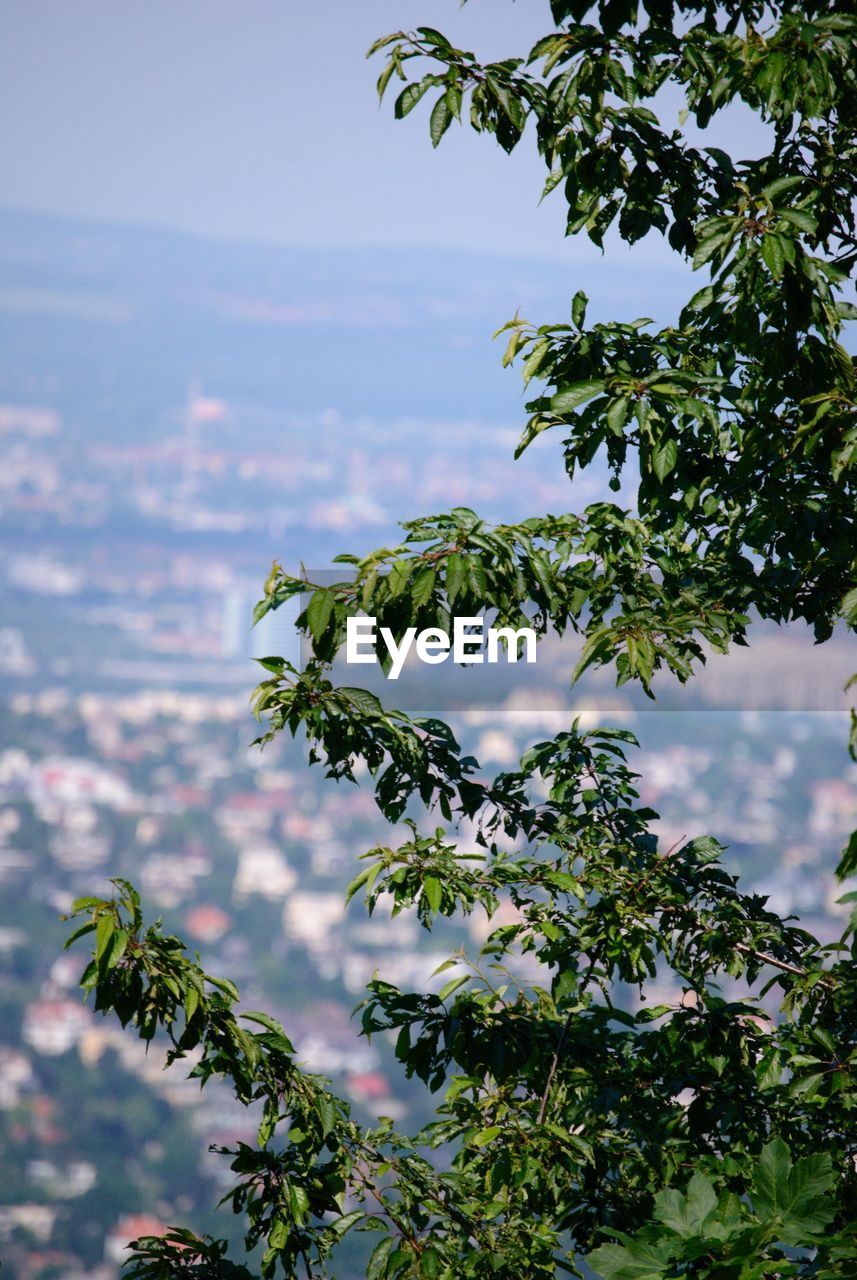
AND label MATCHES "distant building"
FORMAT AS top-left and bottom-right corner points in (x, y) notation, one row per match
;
(346, 1072), (391, 1102)
(22, 999), (93, 1056)
(253, 597), (300, 664)
(0, 627), (35, 676)
(221, 587), (300, 664)
(29, 757), (131, 809)
(26, 1158), (97, 1199)
(104, 1215), (168, 1266)
(234, 846), (297, 901)
(221, 588), (250, 661)
(0, 1047), (34, 1109)
(185, 904), (233, 944)
(0, 1203), (57, 1244)
(283, 892), (344, 947)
